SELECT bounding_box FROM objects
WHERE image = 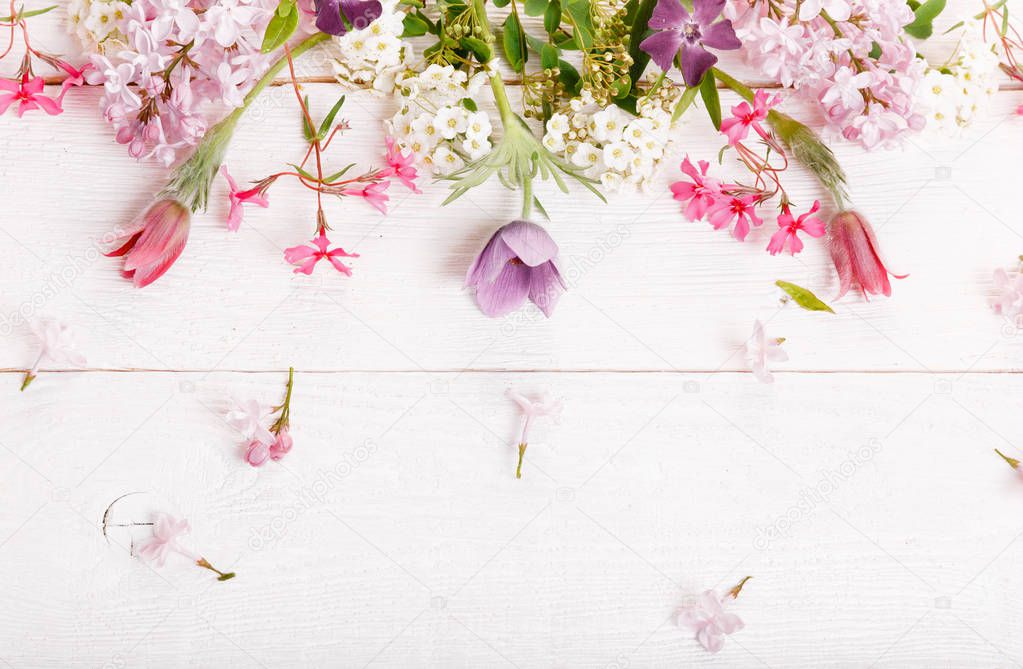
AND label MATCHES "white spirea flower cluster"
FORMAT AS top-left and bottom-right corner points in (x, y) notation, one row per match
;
(330, 0), (410, 93)
(917, 20), (1000, 136)
(68, 0), (129, 51)
(541, 88), (675, 193)
(385, 64), (495, 176)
